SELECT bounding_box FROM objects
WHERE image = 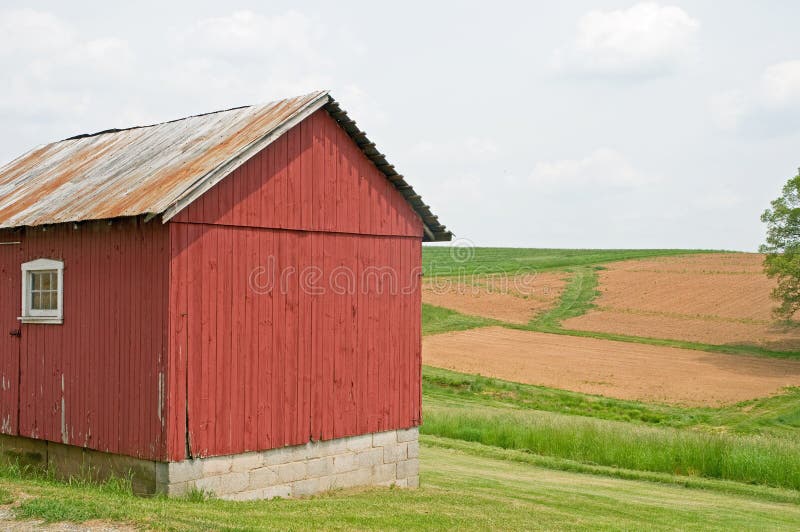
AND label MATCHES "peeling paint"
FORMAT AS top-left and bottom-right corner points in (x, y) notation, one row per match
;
(60, 373), (68, 444)
(1, 415), (11, 434)
(158, 371), (165, 429)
